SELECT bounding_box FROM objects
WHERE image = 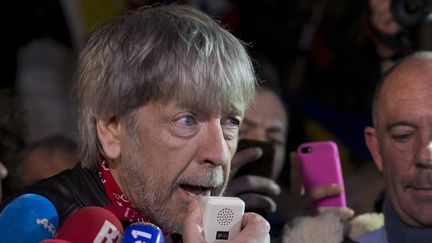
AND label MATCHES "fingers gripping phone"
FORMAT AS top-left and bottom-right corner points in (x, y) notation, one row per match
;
(200, 196), (245, 242)
(297, 141), (346, 208)
(234, 139), (275, 179)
